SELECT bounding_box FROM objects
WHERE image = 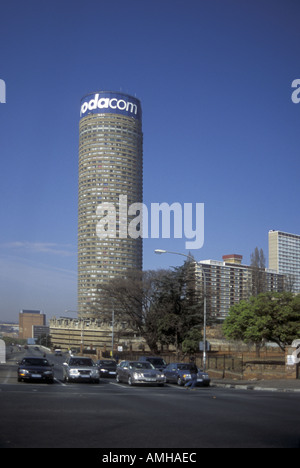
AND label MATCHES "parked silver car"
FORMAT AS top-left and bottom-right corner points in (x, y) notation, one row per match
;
(62, 356), (100, 383)
(116, 360), (166, 386)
